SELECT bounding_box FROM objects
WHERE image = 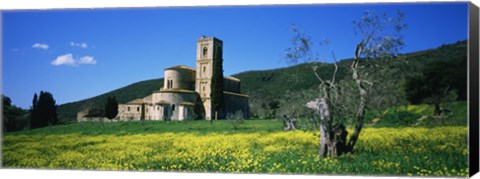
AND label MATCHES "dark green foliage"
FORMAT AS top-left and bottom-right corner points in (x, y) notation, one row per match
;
(84, 108), (104, 117)
(104, 96), (119, 119)
(211, 46), (224, 117)
(30, 91), (58, 129)
(3, 95), (29, 132)
(403, 49), (467, 115)
(404, 73), (428, 105)
(235, 40), (467, 118)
